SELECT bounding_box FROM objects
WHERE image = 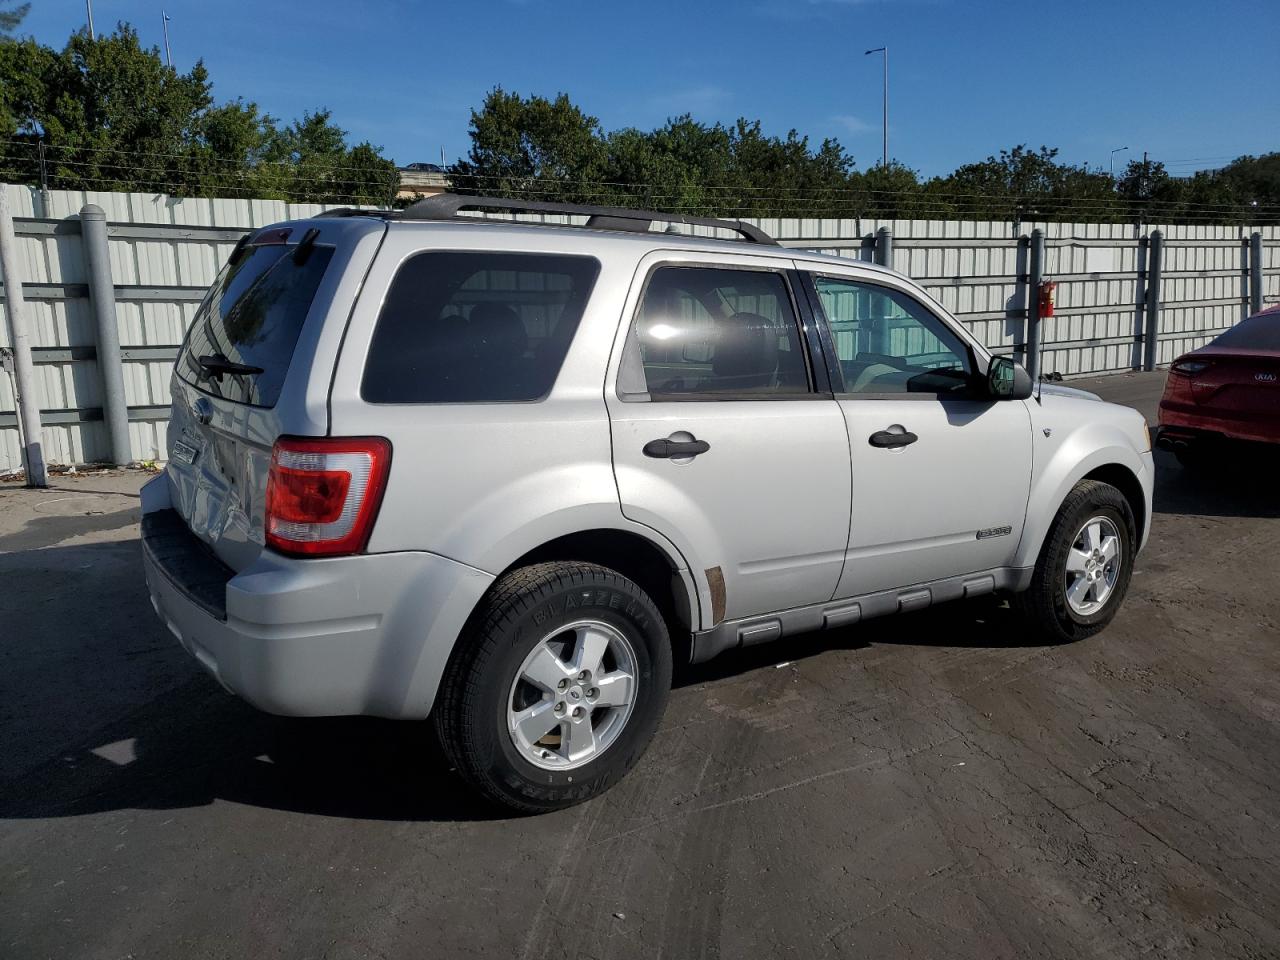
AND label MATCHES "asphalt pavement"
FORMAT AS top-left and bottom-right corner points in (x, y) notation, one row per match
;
(3, 370), (1279, 959)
